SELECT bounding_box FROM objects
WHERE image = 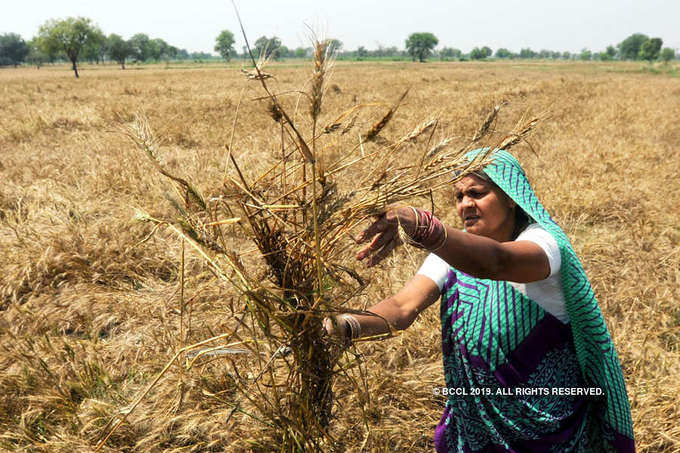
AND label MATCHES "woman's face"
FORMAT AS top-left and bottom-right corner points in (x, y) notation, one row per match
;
(454, 174), (516, 242)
